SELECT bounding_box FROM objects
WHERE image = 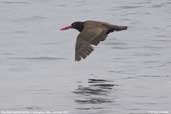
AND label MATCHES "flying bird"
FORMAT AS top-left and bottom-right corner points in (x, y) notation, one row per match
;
(60, 20), (127, 61)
